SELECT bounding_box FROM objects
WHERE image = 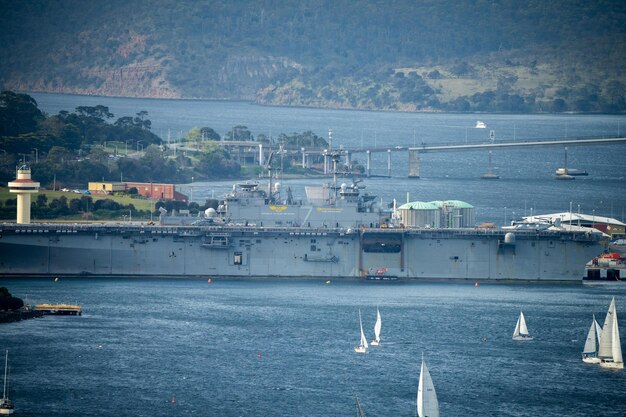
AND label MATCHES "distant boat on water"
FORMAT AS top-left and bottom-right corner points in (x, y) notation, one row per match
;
(475, 120), (487, 128)
(512, 311), (533, 341)
(582, 314), (603, 364)
(555, 168), (588, 176)
(555, 147), (587, 179)
(354, 309), (368, 353)
(0, 350), (14, 416)
(370, 307), (382, 346)
(417, 354), (439, 417)
(598, 297), (623, 369)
